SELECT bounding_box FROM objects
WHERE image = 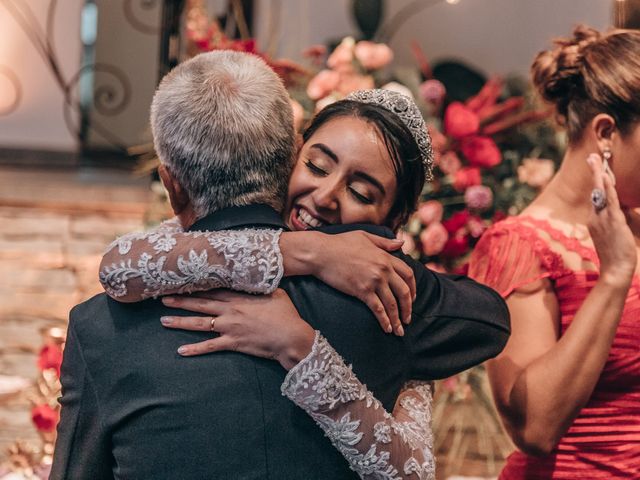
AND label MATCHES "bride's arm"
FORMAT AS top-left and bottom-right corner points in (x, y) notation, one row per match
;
(100, 221), (414, 335)
(282, 334), (435, 479)
(99, 218), (283, 301)
(161, 290), (435, 479)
